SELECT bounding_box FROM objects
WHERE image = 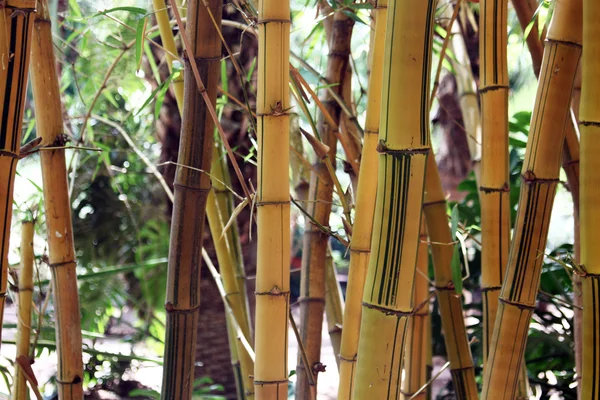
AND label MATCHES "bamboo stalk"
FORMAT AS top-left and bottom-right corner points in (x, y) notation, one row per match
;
(30, 1), (84, 397)
(295, 5), (354, 398)
(422, 152), (478, 399)
(161, 1), (222, 398)
(352, 0), (435, 397)
(13, 221), (34, 399)
(206, 144), (254, 399)
(153, 3), (253, 396)
(324, 249), (343, 370)
(579, 0), (600, 396)
(513, 1), (584, 390)
(0, 0), (36, 344)
(152, 0), (185, 111)
(336, 2), (386, 398)
(479, 0), (511, 364)
(253, 0), (291, 397)
(481, 1), (583, 397)
(400, 216), (429, 400)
